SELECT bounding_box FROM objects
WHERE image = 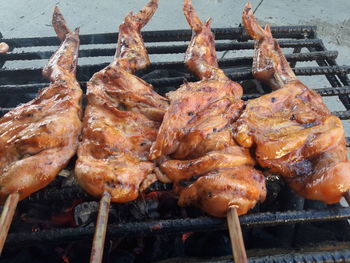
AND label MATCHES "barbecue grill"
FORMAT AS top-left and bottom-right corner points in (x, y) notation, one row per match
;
(1, 25), (350, 262)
